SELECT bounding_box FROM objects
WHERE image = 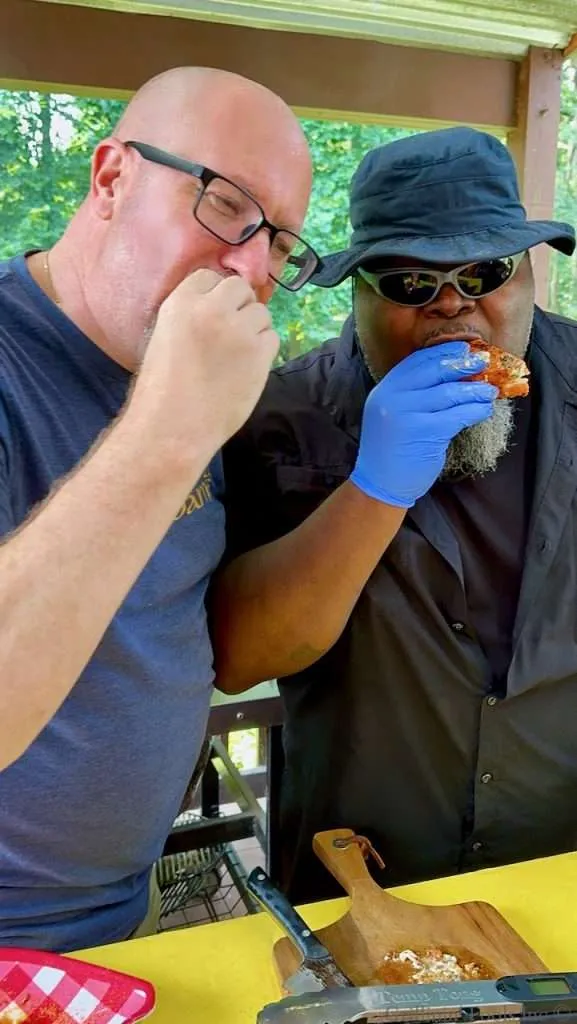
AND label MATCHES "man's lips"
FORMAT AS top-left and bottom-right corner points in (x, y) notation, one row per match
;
(422, 332), (485, 348)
